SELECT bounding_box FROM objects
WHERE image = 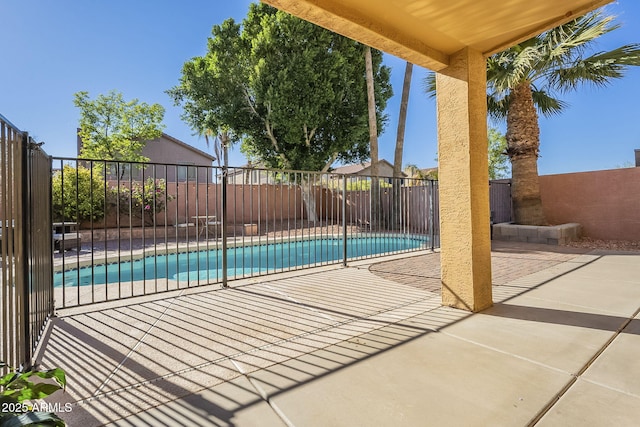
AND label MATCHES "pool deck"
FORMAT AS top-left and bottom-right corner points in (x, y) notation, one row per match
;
(38, 241), (640, 426)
